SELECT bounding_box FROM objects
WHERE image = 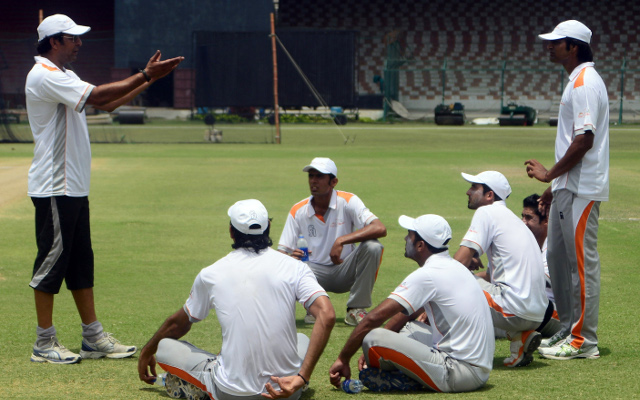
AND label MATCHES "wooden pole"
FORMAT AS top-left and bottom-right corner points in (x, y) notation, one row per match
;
(39, 9), (43, 23)
(270, 13), (281, 144)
